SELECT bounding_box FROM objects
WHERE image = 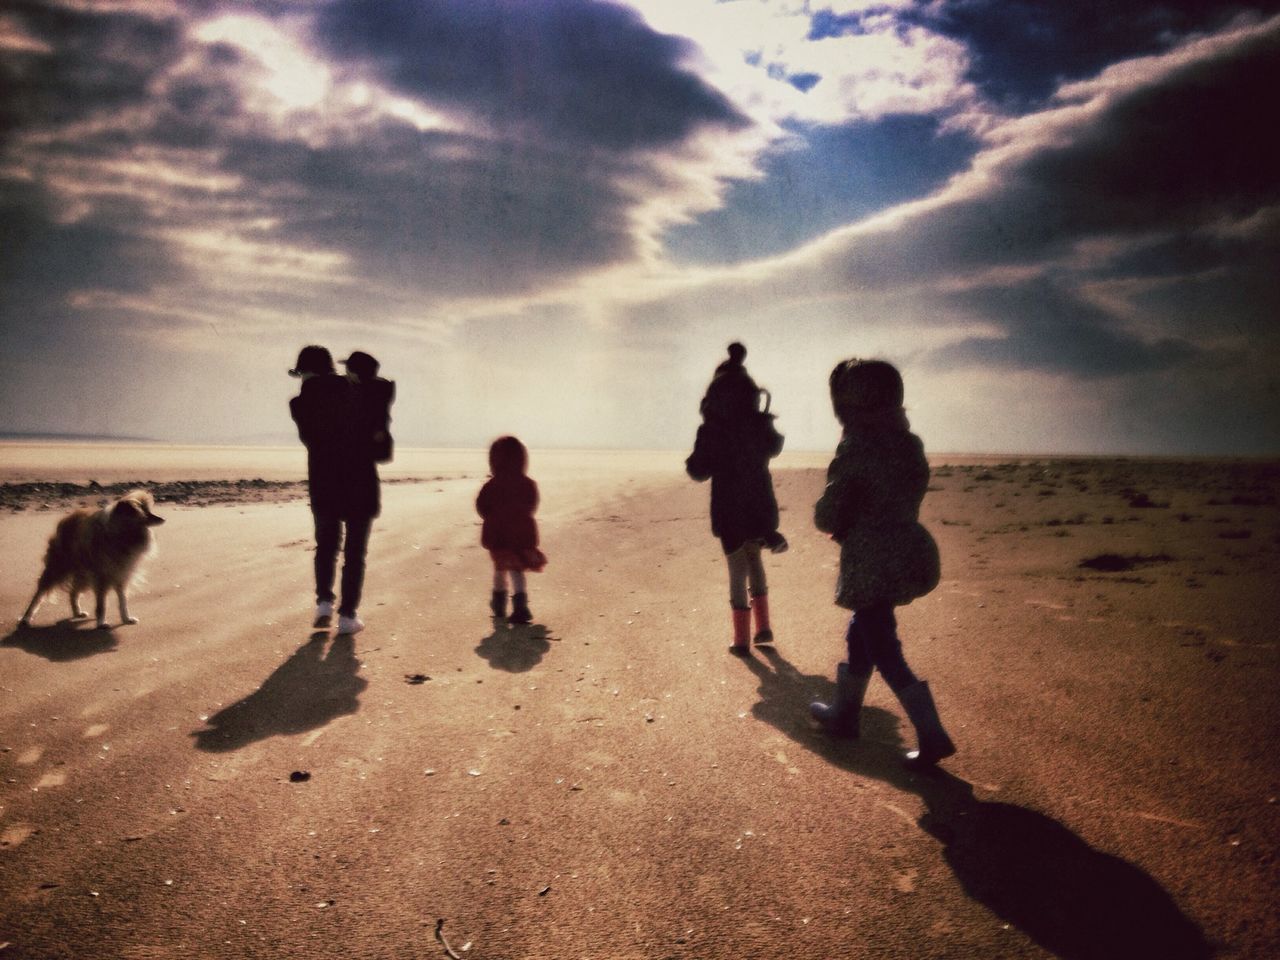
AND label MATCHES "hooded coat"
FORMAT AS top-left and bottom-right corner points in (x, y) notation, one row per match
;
(289, 374), (380, 519)
(814, 424), (939, 610)
(476, 440), (541, 553)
